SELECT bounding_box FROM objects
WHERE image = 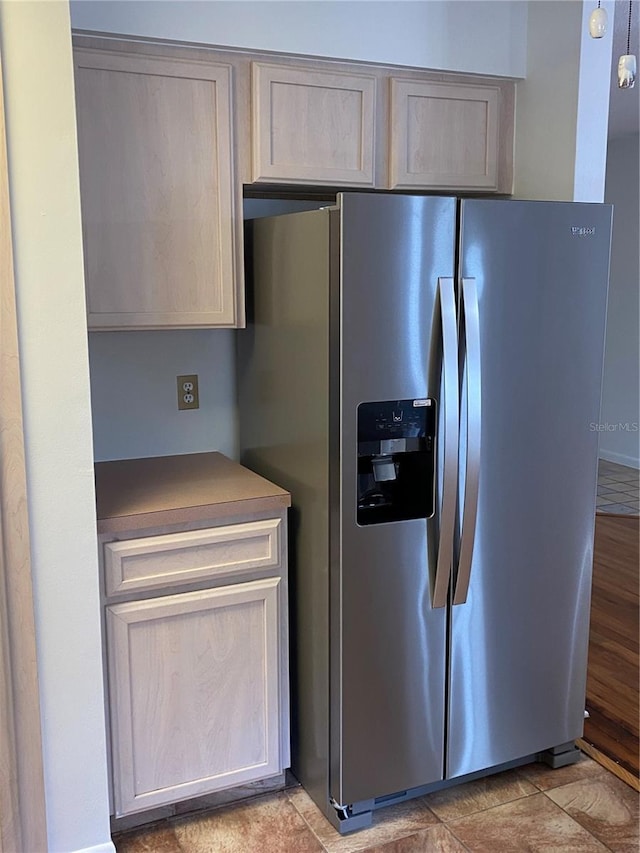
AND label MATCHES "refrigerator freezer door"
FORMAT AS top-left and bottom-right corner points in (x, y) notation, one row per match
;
(332, 193), (456, 805)
(448, 200), (612, 779)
